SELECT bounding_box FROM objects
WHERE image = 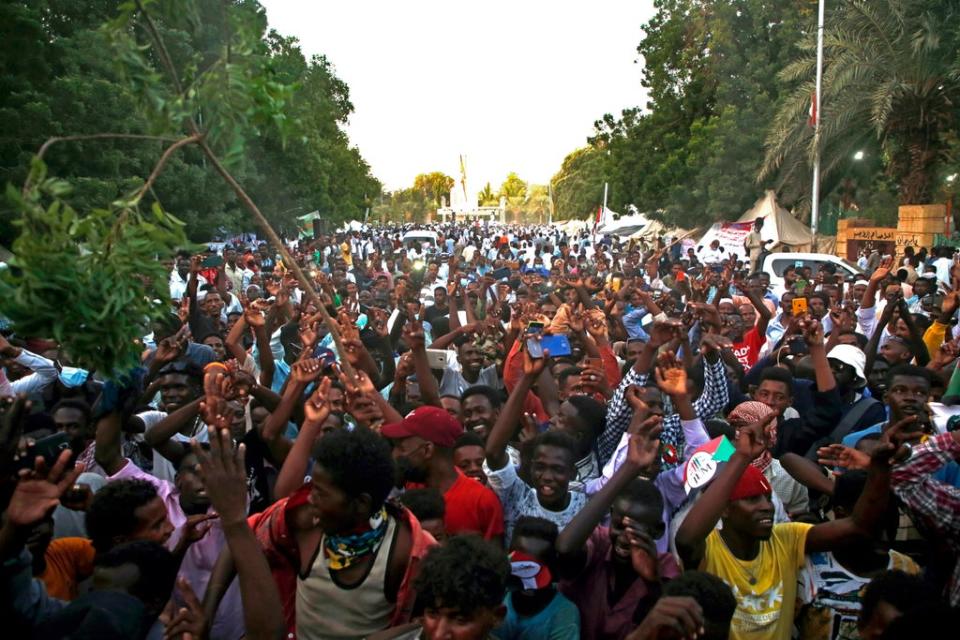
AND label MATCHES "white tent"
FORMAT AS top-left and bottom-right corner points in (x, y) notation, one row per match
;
(600, 212), (652, 236)
(696, 190), (813, 260)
